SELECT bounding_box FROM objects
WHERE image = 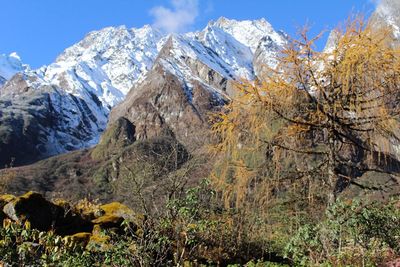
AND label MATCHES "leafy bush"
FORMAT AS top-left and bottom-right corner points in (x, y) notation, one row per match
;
(284, 198), (400, 266)
(0, 219), (138, 266)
